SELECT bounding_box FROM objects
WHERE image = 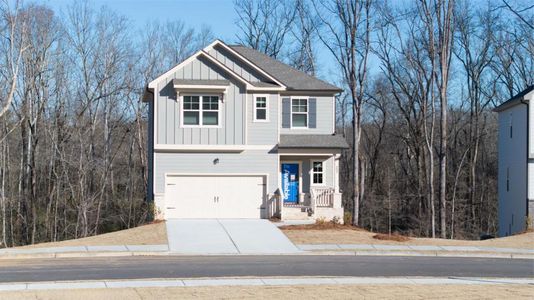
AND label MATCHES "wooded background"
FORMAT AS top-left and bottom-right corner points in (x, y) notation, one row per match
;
(0, 0), (532, 247)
